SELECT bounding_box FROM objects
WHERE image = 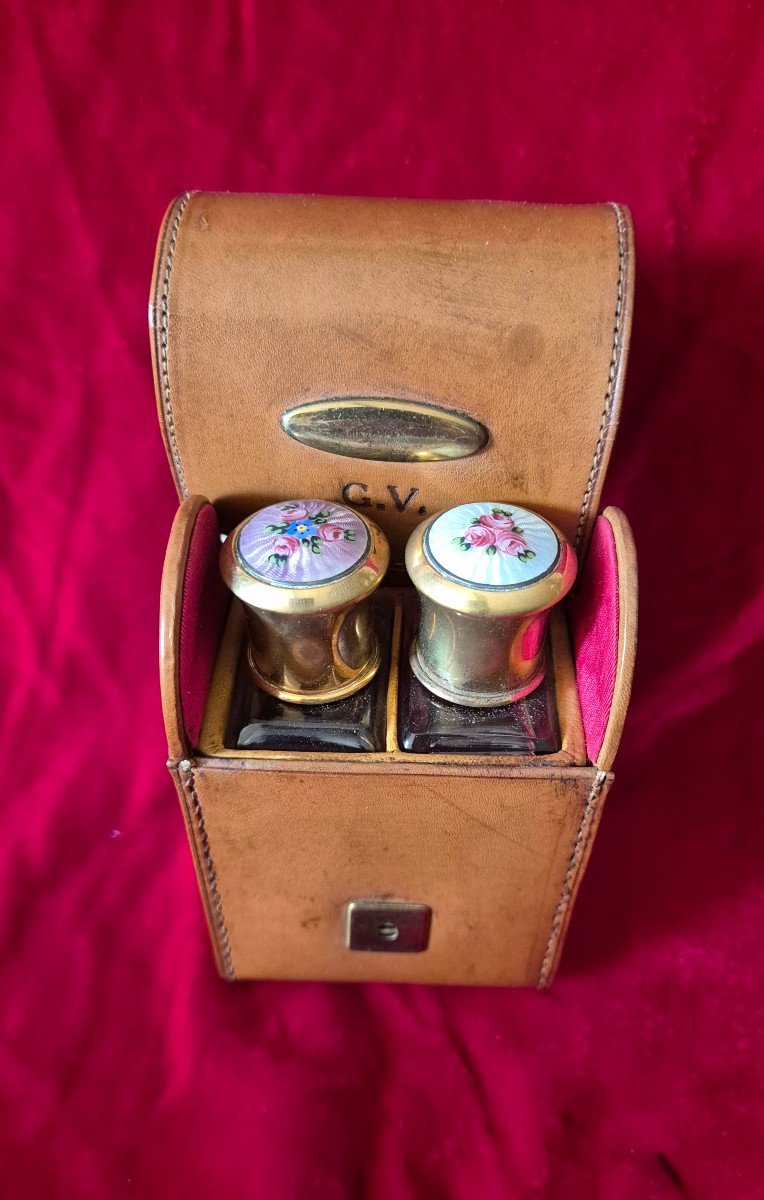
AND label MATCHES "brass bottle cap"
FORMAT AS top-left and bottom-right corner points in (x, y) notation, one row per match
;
(406, 502), (577, 707)
(221, 500), (390, 704)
